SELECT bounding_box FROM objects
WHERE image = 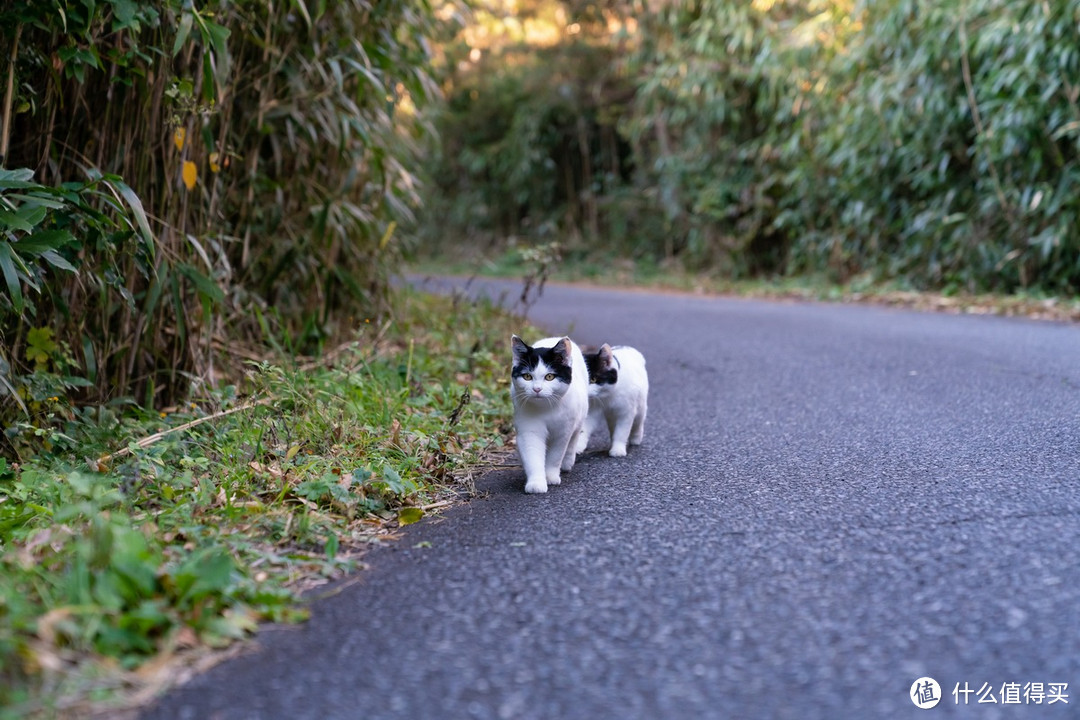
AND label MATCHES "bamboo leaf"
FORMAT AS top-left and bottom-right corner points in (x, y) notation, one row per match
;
(82, 333), (97, 385)
(12, 230), (75, 255)
(0, 168), (34, 185)
(40, 250), (78, 273)
(14, 205), (48, 229)
(173, 9), (194, 56)
(0, 243), (25, 313)
(2, 194), (67, 210)
(204, 19), (231, 56)
(0, 210), (34, 233)
(178, 263), (223, 304)
(112, 179), (154, 250)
